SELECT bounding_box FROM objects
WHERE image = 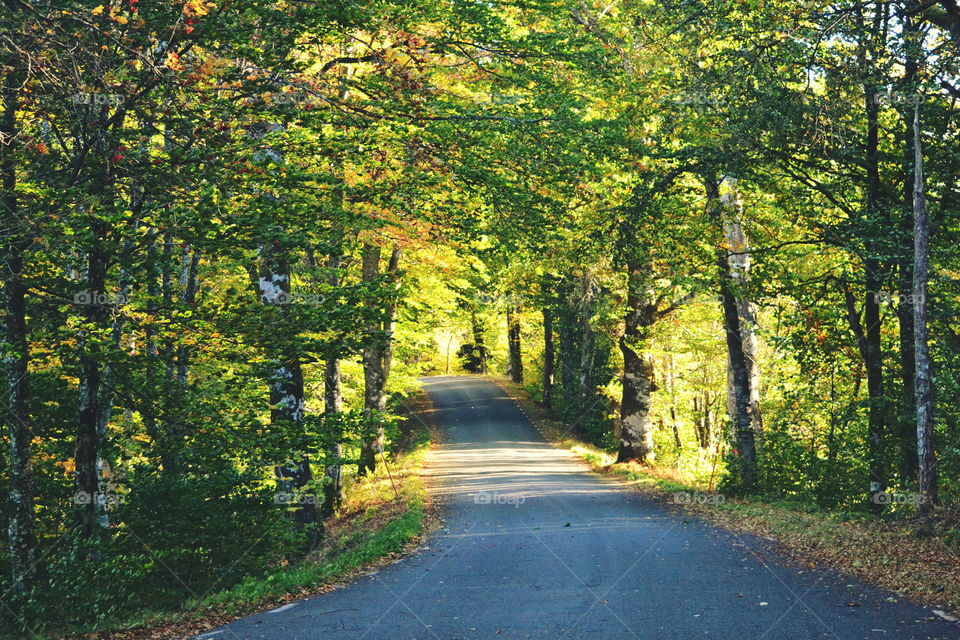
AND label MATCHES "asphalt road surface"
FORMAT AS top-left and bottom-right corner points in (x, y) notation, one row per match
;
(200, 376), (959, 640)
